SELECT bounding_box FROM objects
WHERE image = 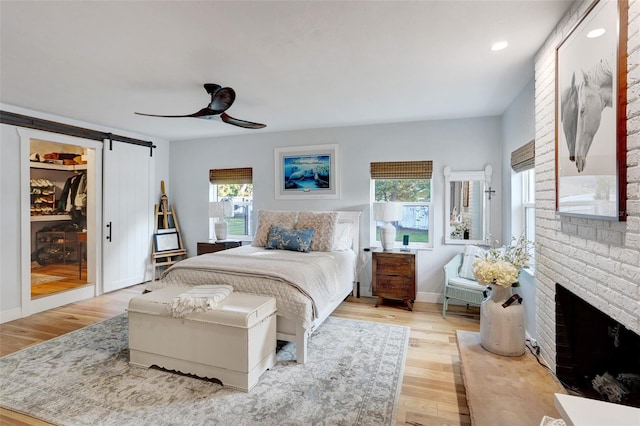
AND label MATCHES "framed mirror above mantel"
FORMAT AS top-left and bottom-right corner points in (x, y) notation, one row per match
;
(444, 165), (492, 245)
